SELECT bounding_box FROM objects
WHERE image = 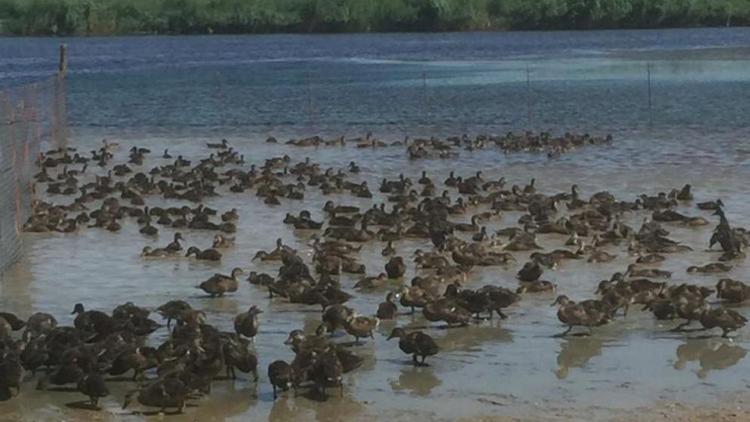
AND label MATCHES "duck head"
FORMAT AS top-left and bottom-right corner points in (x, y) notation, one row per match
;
(248, 305), (263, 316)
(284, 329), (305, 346)
(551, 295), (572, 307)
(71, 303), (85, 315)
(185, 246), (199, 257)
(231, 268), (245, 278)
(387, 327), (407, 340)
